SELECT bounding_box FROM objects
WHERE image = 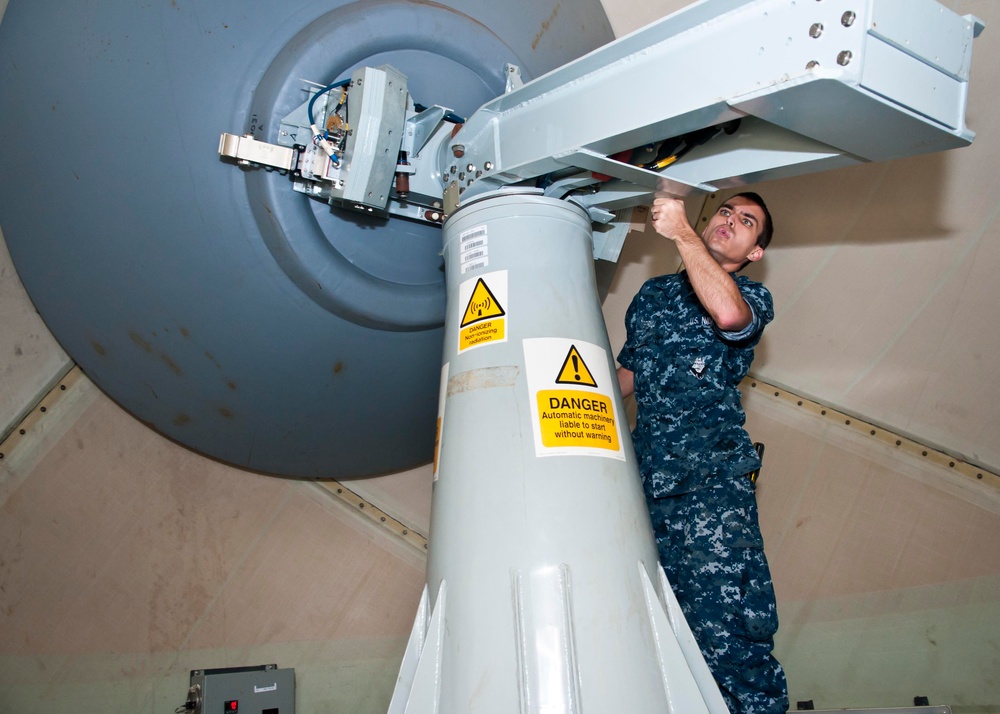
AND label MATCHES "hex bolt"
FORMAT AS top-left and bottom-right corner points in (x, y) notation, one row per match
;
(484, 161), (493, 171)
(809, 23), (824, 38)
(837, 50), (853, 65)
(452, 144), (465, 158)
(841, 11), (856, 27)
(806, 60), (820, 69)
(450, 165), (457, 174)
(467, 163), (475, 172)
(459, 172), (466, 181)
